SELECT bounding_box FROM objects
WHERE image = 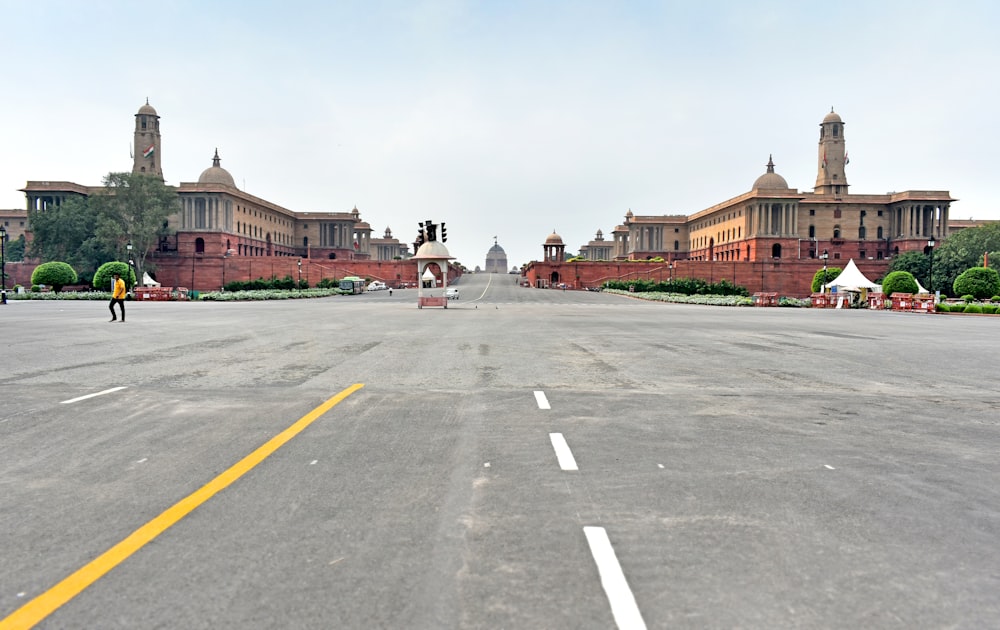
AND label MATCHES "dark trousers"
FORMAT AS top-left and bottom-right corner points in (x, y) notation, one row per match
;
(109, 298), (125, 320)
